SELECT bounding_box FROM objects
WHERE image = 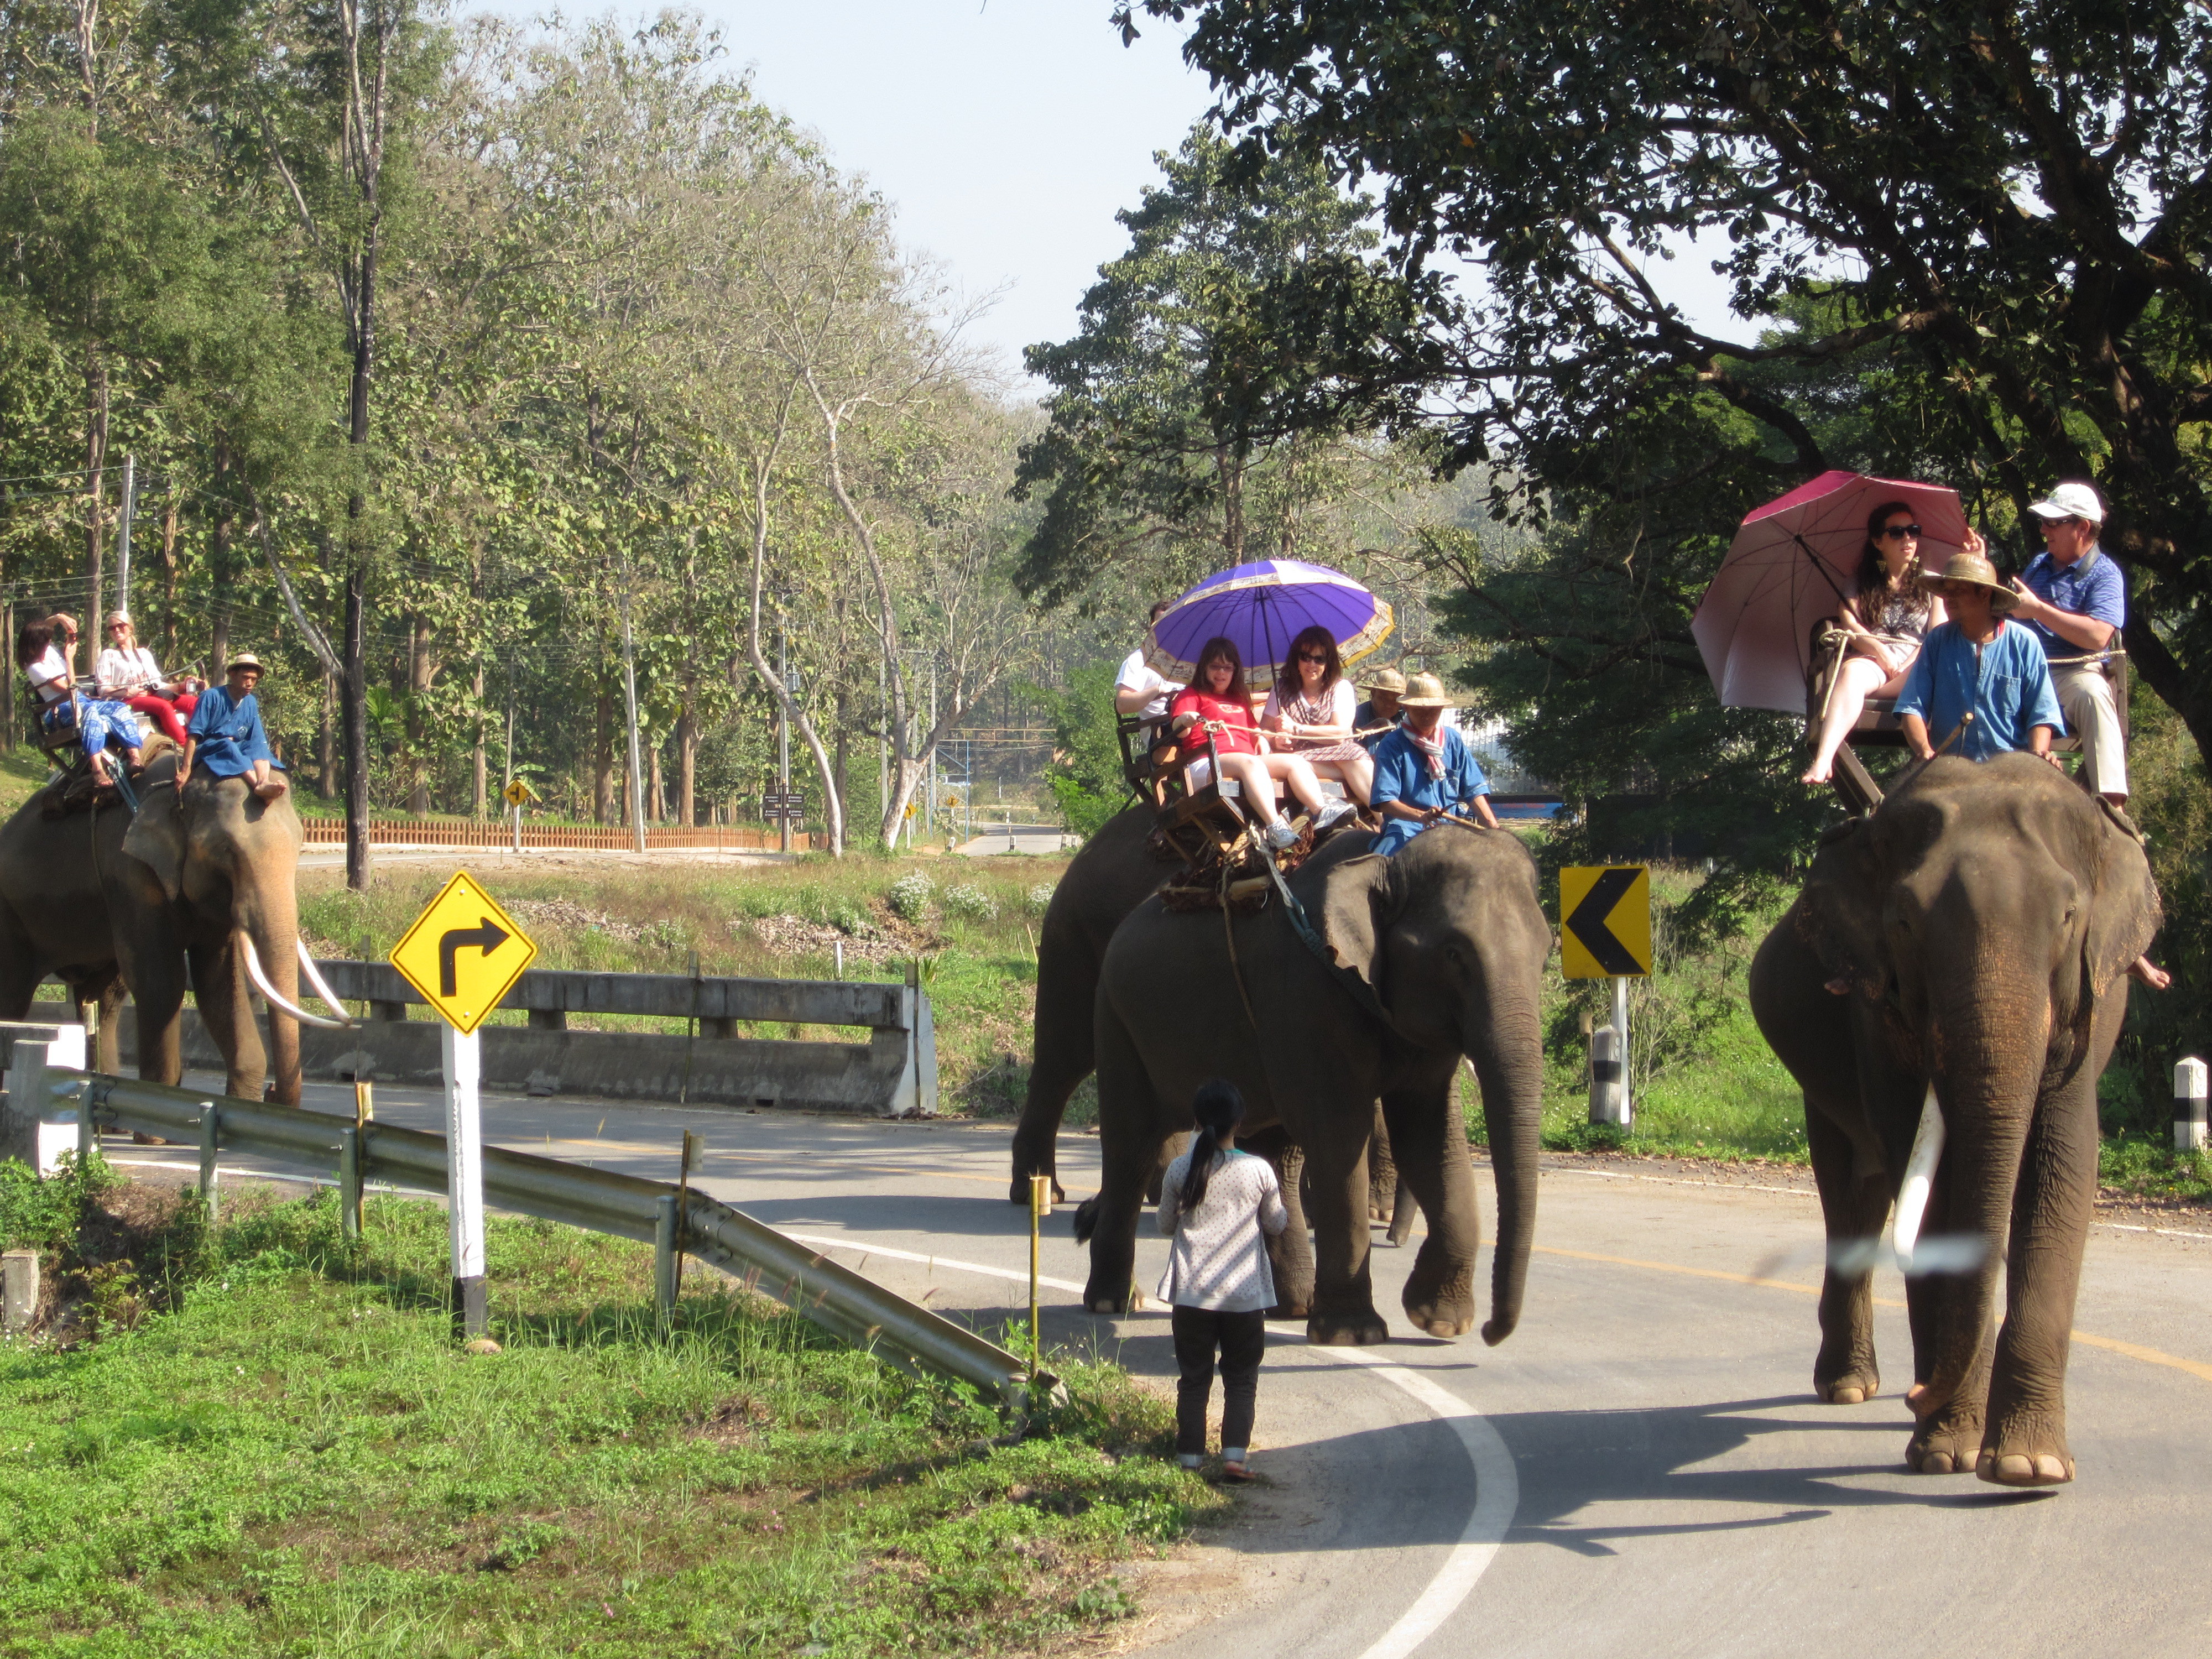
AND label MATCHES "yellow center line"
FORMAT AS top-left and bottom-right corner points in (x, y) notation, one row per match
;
(1535, 1244), (2212, 1387)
